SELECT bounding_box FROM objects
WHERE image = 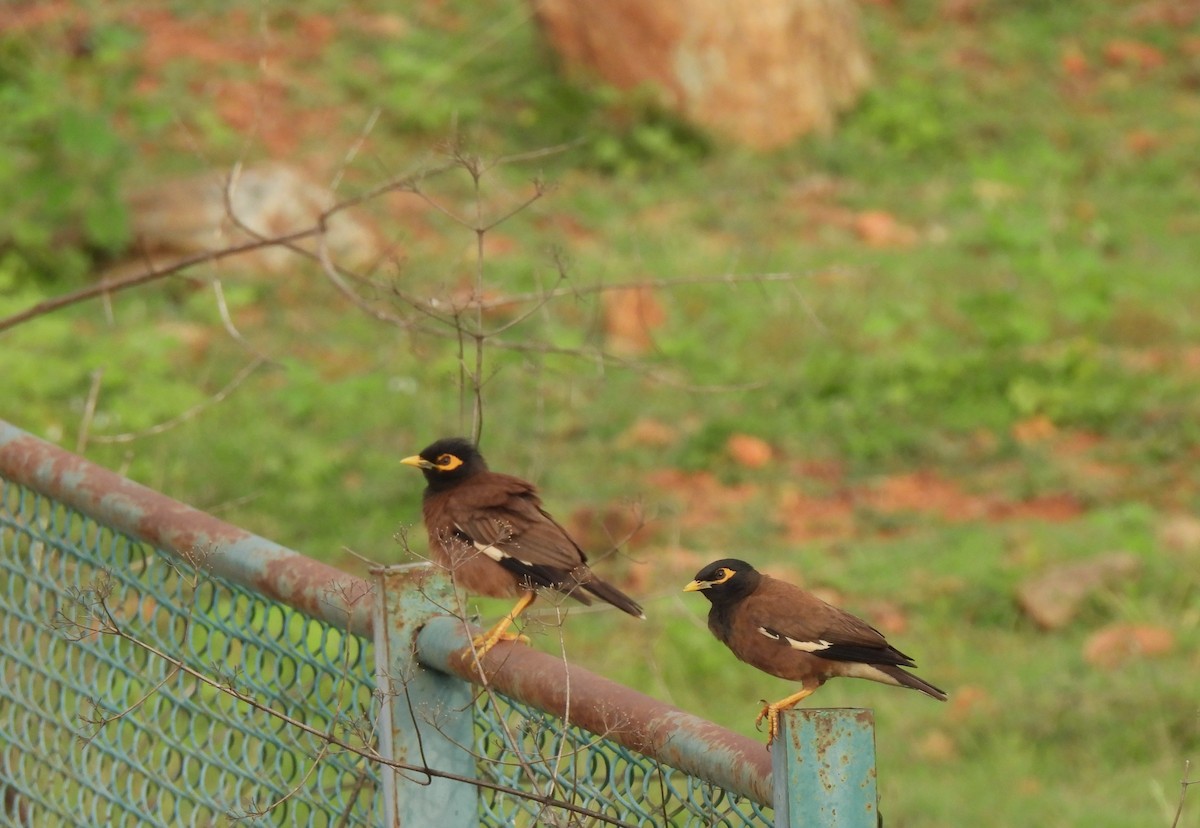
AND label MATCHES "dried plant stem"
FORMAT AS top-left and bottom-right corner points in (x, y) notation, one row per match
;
(1170, 759), (1198, 828)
